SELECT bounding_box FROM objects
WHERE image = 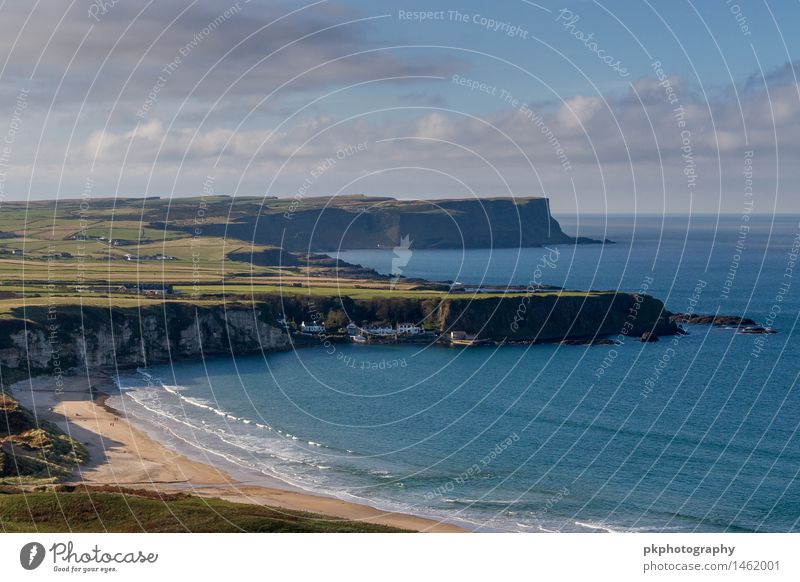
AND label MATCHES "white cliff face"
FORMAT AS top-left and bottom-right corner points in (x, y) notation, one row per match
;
(177, 309), (288, 355)
(0, 306), (289, 373)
